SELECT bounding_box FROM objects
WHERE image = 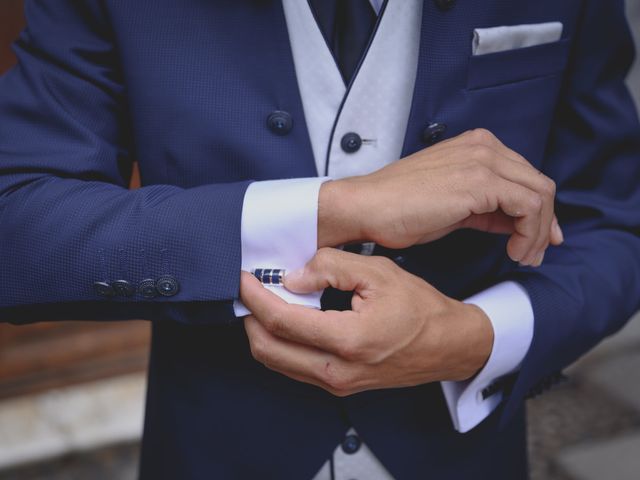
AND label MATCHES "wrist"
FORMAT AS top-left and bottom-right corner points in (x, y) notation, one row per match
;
(437, 301), (494, 382)
(318, 179), (365, 248)
(460, 303), (495, 379)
